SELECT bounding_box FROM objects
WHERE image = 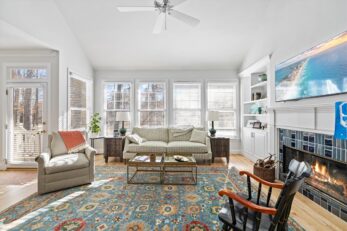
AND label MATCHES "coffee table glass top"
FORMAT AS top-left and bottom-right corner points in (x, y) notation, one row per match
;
(164, 155), (196, 166)
(128, 154), (163, 165)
